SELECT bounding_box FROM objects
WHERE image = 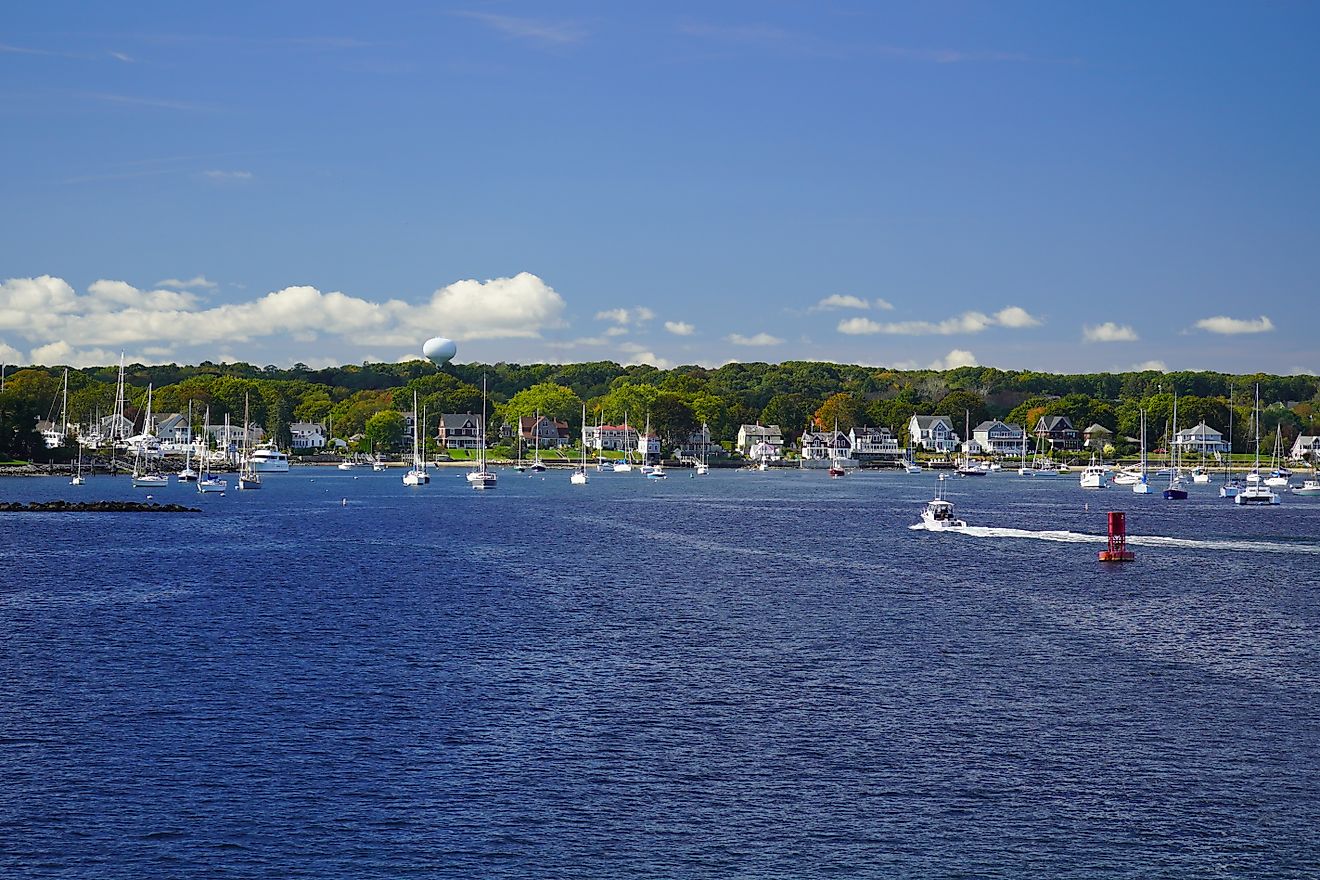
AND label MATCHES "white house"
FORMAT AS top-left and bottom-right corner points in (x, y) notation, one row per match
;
(908, 415), (959, 453)
(584, 423), (639, 452)
(849, 426), (901, 461)
(155, 413), (192, 444)
(1290, 435), (1320, 461)
(971, 420), (1026, 455)
(1172, 421), (1230, 455)
(800, 429), (852, 464)
(290, 421), (326, 450)
(736, 424), (783, 460)
(637, 430), (661, 462)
